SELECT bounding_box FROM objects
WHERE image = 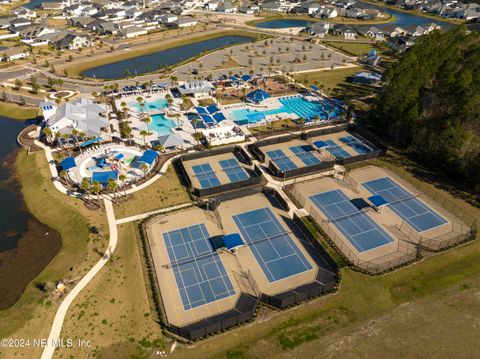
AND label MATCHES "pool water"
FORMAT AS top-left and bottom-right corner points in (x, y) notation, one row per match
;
(230, 96), (342, 125)
(279, 96), (341, 121)
(152, 114), (176, 136)
(231, 106), (291, 125)
(131, 99), (168, 112)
